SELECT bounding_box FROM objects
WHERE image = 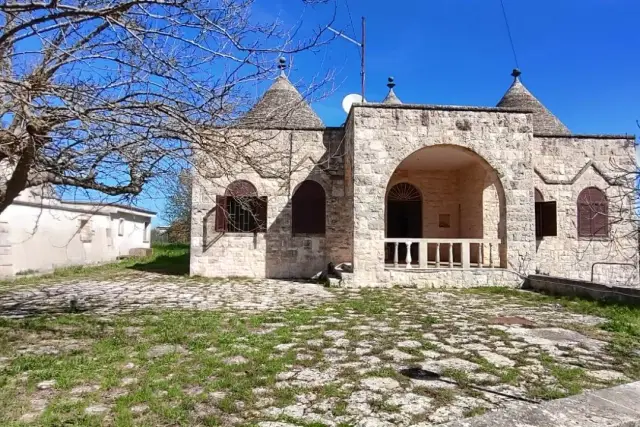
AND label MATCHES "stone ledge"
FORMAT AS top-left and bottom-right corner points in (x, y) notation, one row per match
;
(526, 274), (640, 305)
(443, 381), (640, 427)
(352, 102), (533, 114)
